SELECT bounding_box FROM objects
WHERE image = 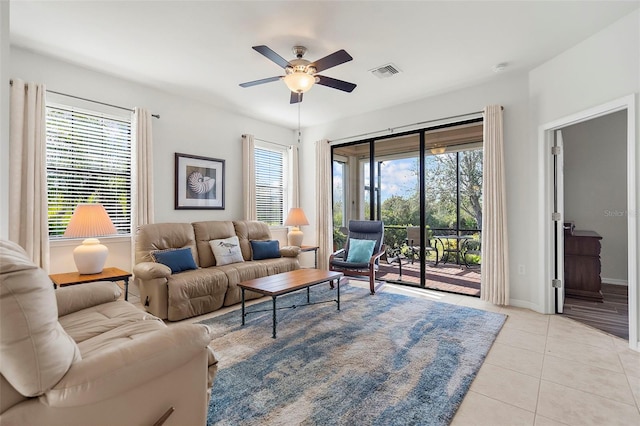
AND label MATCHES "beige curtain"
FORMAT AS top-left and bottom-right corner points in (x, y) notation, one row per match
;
(242, 134), (257, 220)
(315, 139), (332, 270)
(131, 108), (154, 265)
(9, 79), (49, 269)
(481, 105), (509, 305)
(132, 108), (154, 226)
(288, 145), (299, 208)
